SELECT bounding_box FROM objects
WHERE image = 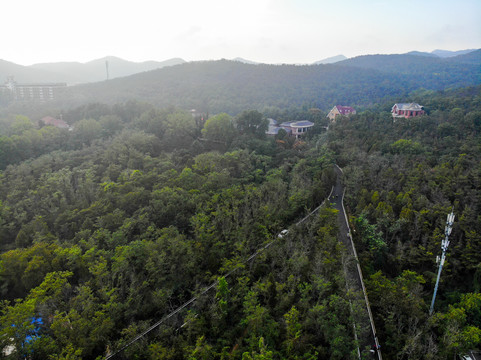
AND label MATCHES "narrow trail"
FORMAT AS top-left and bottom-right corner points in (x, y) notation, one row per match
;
(331, 165), (383, 360)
